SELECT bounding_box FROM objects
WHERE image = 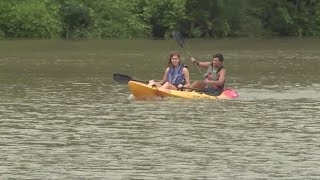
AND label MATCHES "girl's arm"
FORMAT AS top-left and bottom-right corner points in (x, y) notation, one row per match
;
(159, 68), (169, 84)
